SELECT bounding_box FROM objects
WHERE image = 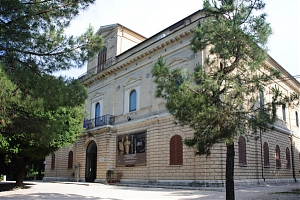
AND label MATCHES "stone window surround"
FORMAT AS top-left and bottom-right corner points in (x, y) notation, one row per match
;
(124, 78), (141, 114)
(91, 94), (104, 119)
